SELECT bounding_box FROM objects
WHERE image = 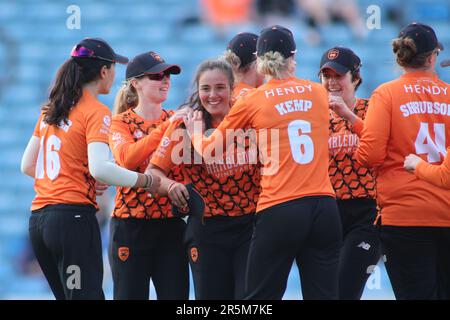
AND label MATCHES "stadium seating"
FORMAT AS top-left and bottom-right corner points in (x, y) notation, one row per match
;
(0, 0), (448, 299)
